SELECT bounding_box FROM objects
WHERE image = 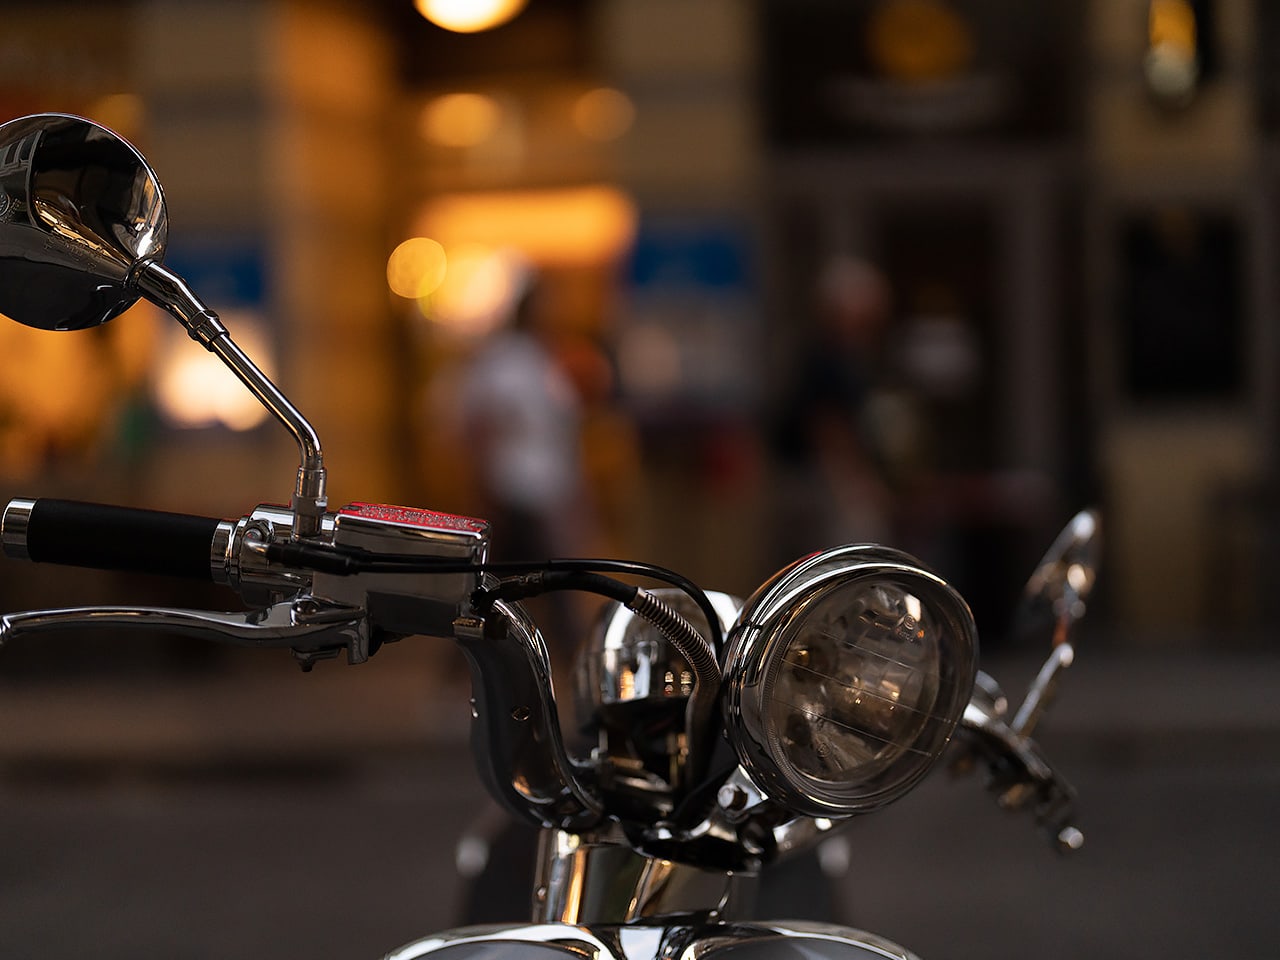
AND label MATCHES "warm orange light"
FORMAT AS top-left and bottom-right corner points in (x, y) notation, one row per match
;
(87, 93), (146, 139)
(414, 0), (528, 33)
(421, 92), (503, 148)
(1149, 0), (1197, 54)
(154, 311), (273, 430)
(420, 243), (528, 336)
(388, 237), (448, 299)
(572, 87), (635, 142)
(0, 319), (115, 474)
(866, 0), (974, 82)
(0, 303), (158, 478)
(415, 186), (637, 266)
(1145, 0), (1200, 103)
